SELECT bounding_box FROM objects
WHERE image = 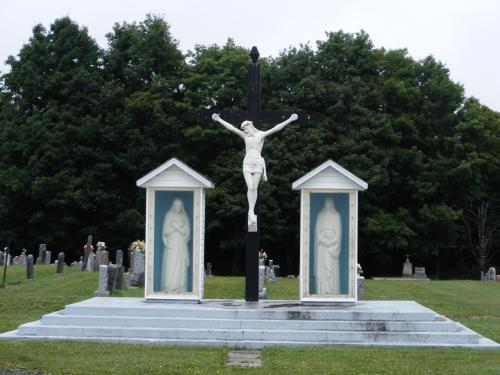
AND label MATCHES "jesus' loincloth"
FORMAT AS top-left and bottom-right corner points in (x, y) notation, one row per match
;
(243, 155), (268, 181)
